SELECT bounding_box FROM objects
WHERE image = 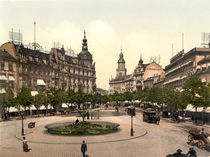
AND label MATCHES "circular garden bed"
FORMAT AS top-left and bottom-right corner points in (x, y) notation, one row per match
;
(46, 121), (120, 136)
